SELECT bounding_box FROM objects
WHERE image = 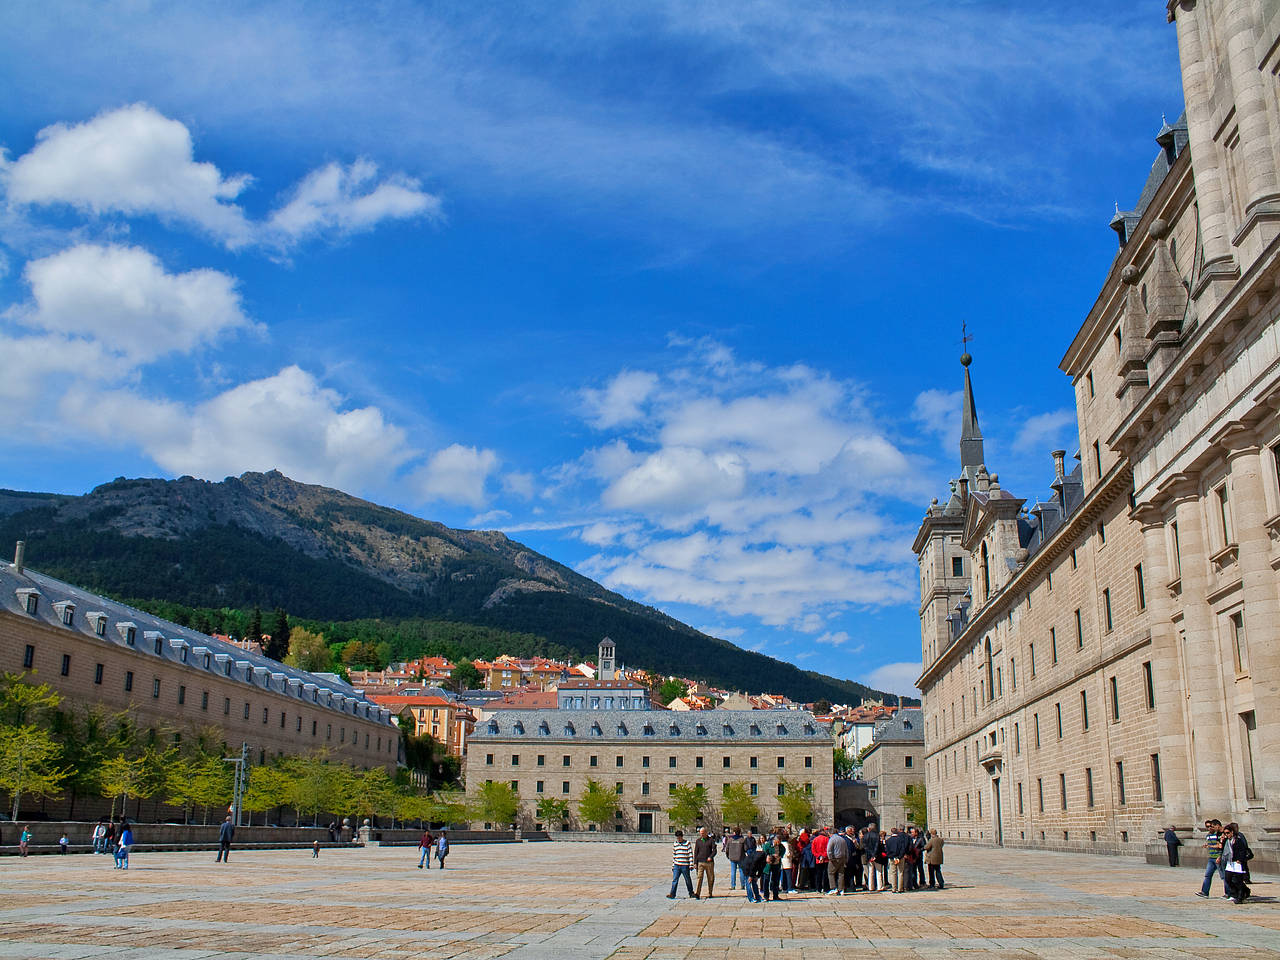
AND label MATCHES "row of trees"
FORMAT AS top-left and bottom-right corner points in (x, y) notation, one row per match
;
(0, 672), (466, 827)
(473, 778), (817, 832)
